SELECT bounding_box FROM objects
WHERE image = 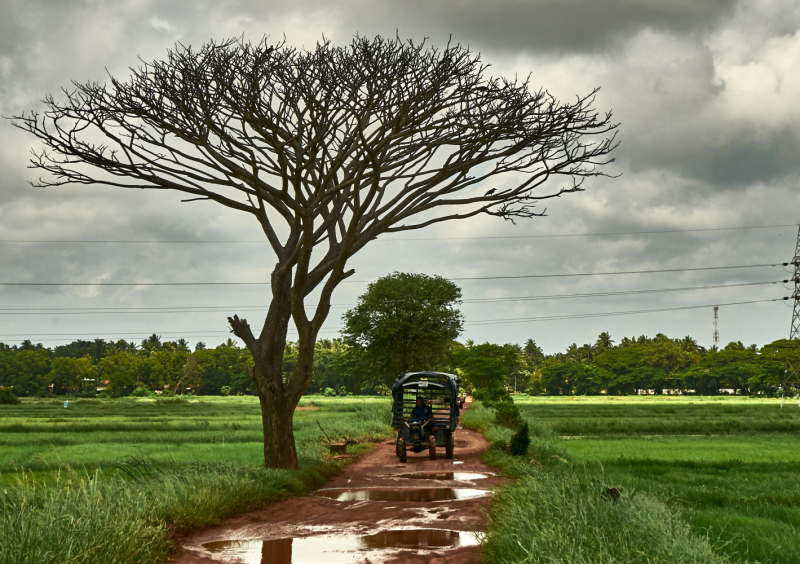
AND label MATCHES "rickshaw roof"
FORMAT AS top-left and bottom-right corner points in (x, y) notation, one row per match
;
(392, 371), (460, 392)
